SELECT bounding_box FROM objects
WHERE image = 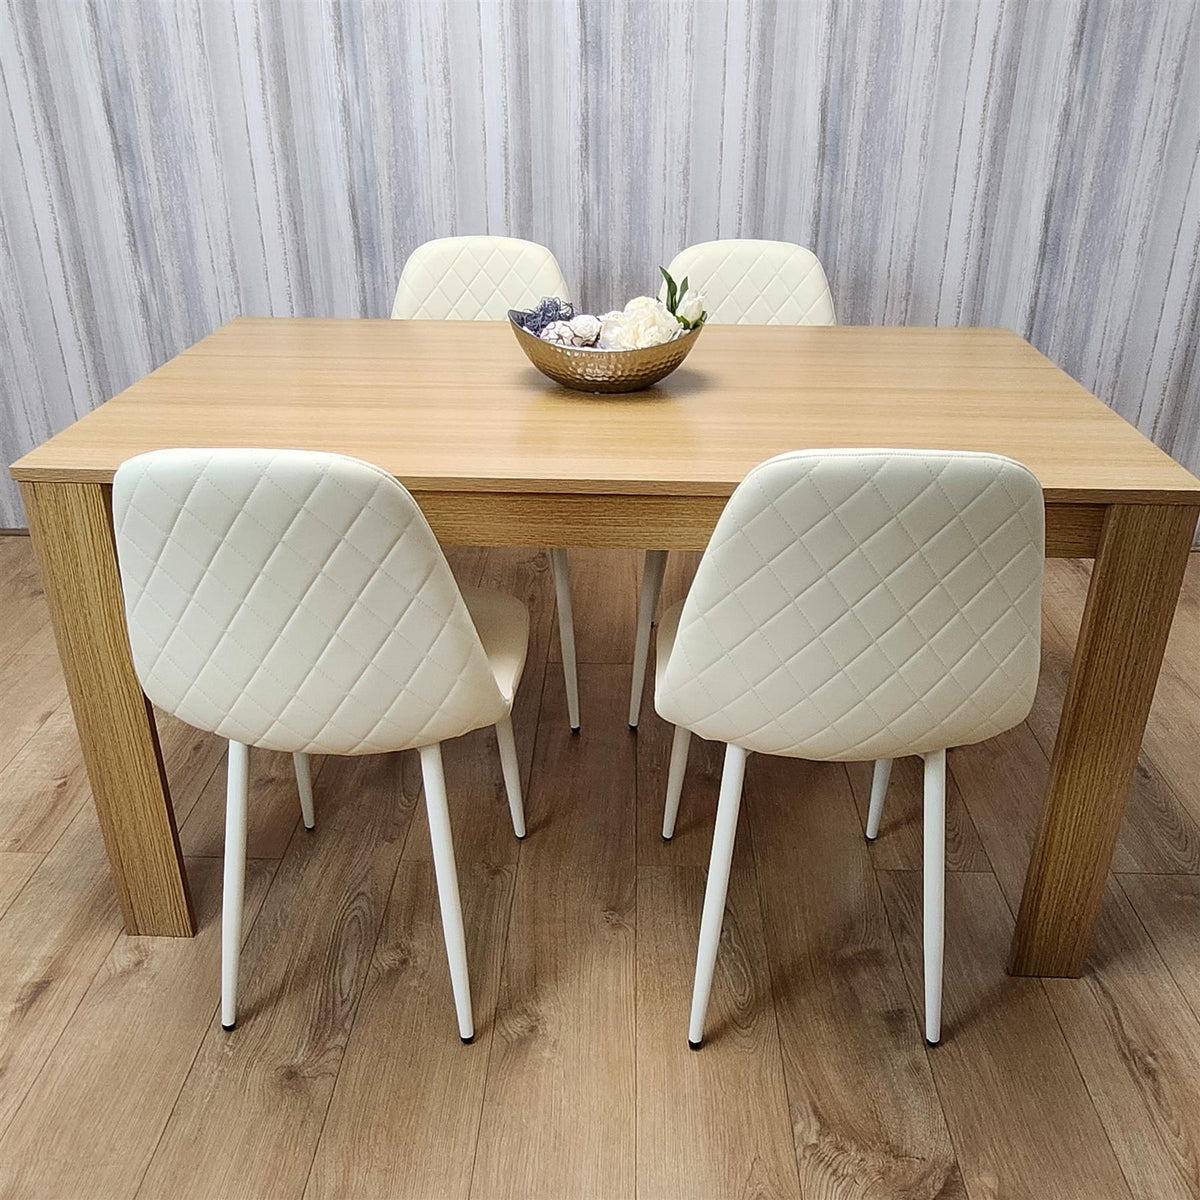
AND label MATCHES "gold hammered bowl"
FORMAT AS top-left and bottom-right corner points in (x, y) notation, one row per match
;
(508, 311), (702, 393)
